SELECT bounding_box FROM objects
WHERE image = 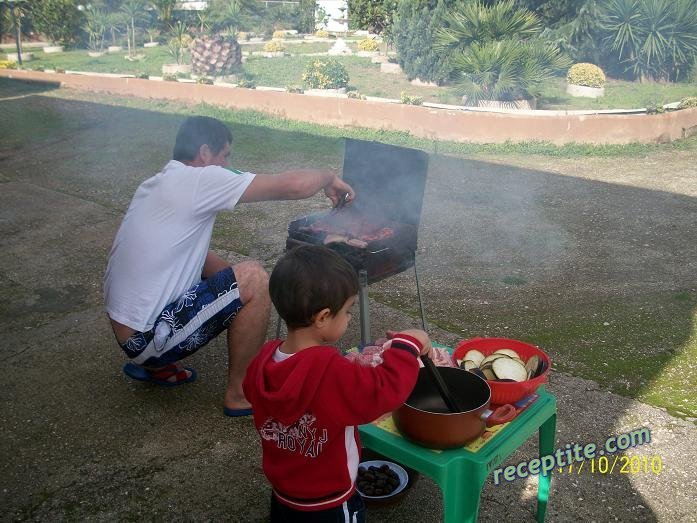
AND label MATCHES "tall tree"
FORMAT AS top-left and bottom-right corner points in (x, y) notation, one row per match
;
(348, 0), (398, 34)
(150, 0), (176, 30)
(26, 0), (84, 45)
